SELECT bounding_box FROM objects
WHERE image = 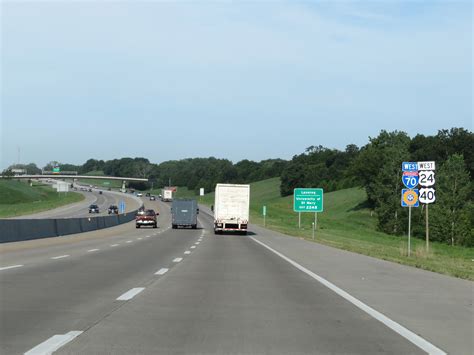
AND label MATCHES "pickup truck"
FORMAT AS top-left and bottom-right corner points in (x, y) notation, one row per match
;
(136, 209), (158, 229)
